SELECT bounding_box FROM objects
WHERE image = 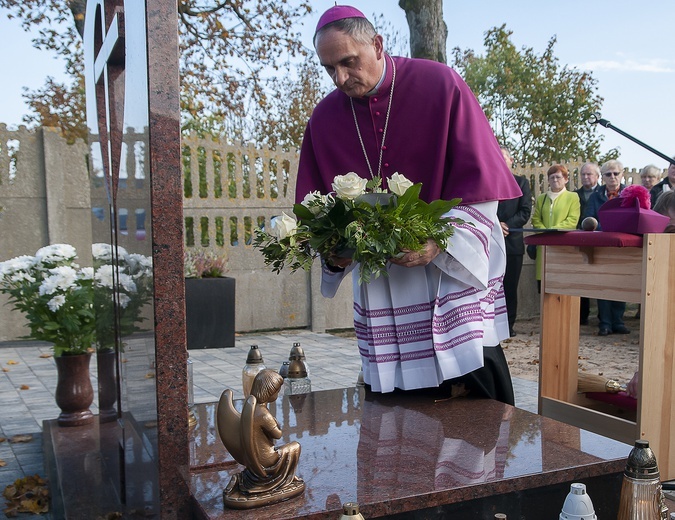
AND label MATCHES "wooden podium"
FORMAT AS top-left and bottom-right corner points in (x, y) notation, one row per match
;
(527, 231), (675, 480)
